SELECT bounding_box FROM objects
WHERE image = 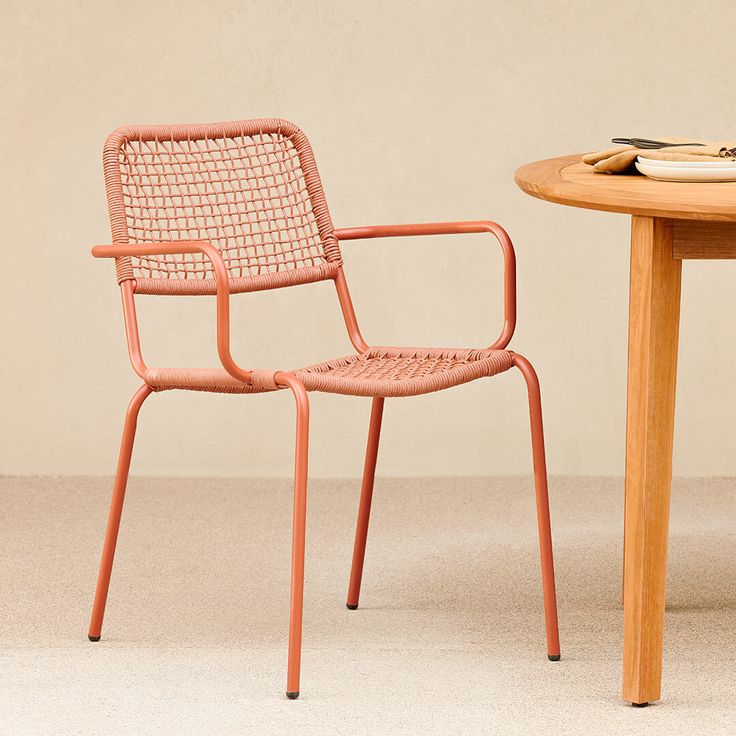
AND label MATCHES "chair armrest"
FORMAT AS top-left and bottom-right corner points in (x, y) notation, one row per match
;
(92, 241), (253, 384)
(333, 221), (516, 349)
